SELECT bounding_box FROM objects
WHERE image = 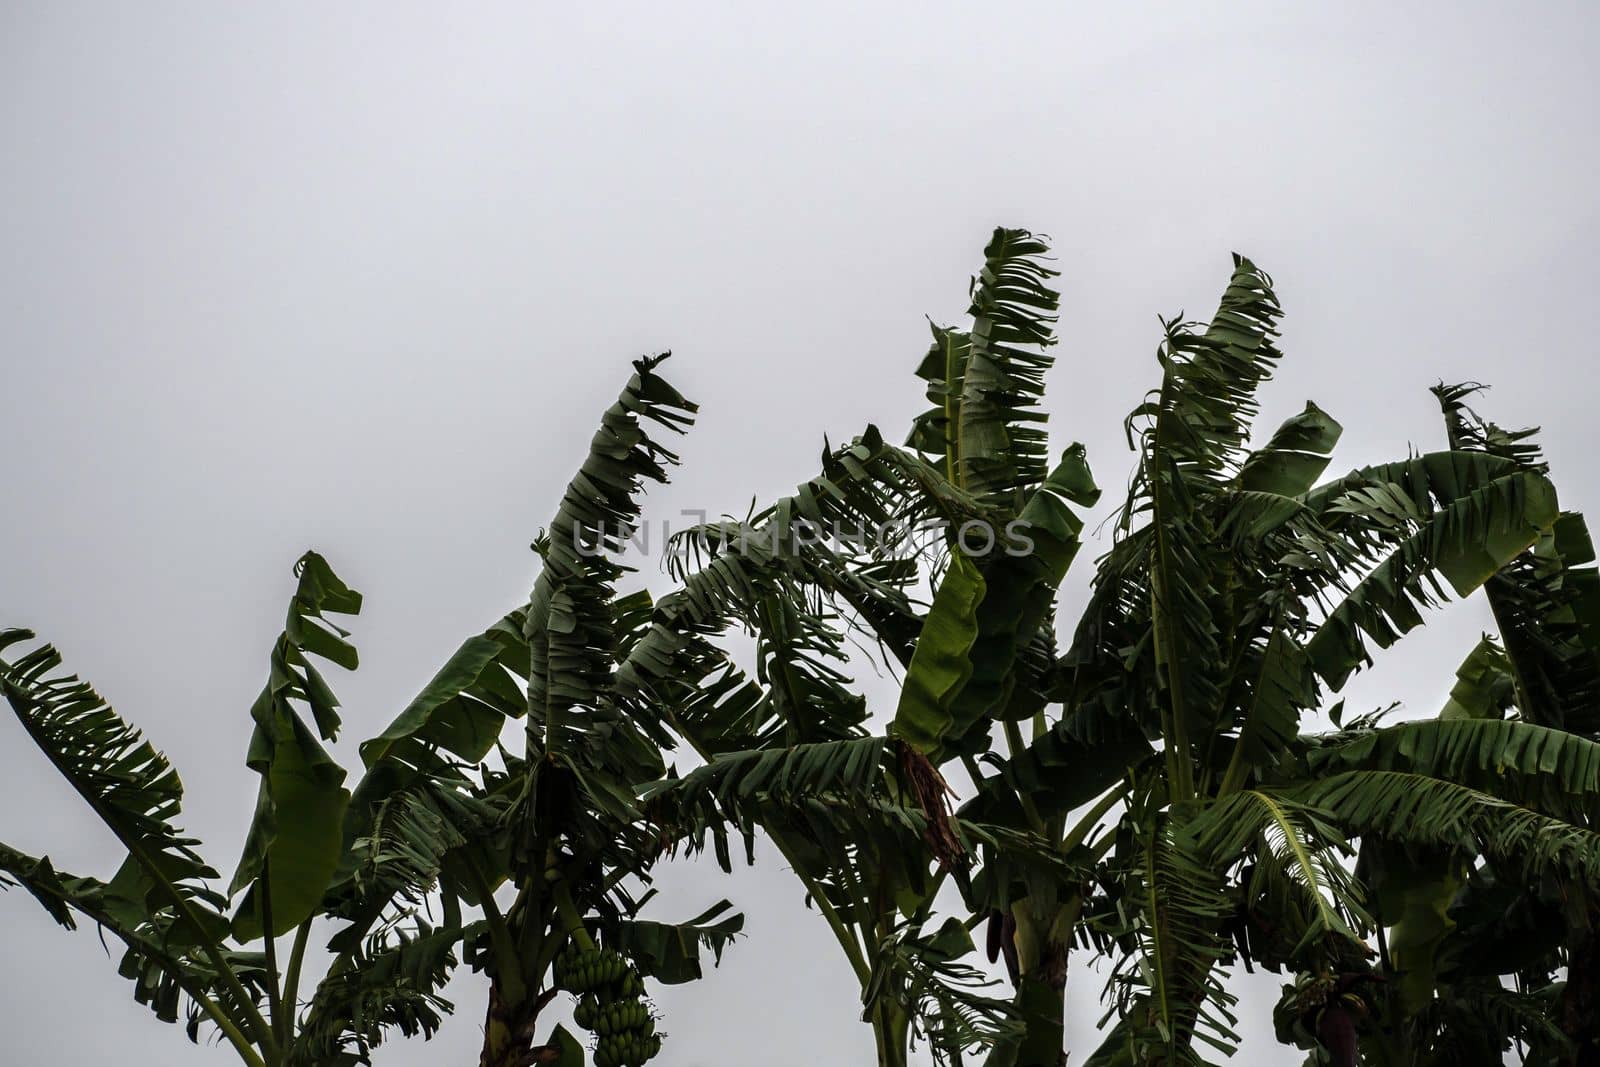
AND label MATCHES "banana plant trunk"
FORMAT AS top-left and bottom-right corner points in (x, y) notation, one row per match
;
(873, 1001), (911, 1067)
(1012, 949), (1069, 1067)
(479, 980), (537, 1067)
(1563, 929), (1600, 1067)
(987, 898), (1076, 1067)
